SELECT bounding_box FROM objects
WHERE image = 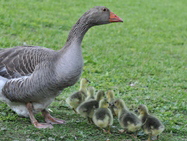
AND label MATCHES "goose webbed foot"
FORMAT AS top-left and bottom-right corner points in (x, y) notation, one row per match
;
(26, 103), (53, 129)
(42, 109), (66, 124)
(102, 129), (111, 134)
(118, 129), (126, 133)
(33, 122), (53, 129)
